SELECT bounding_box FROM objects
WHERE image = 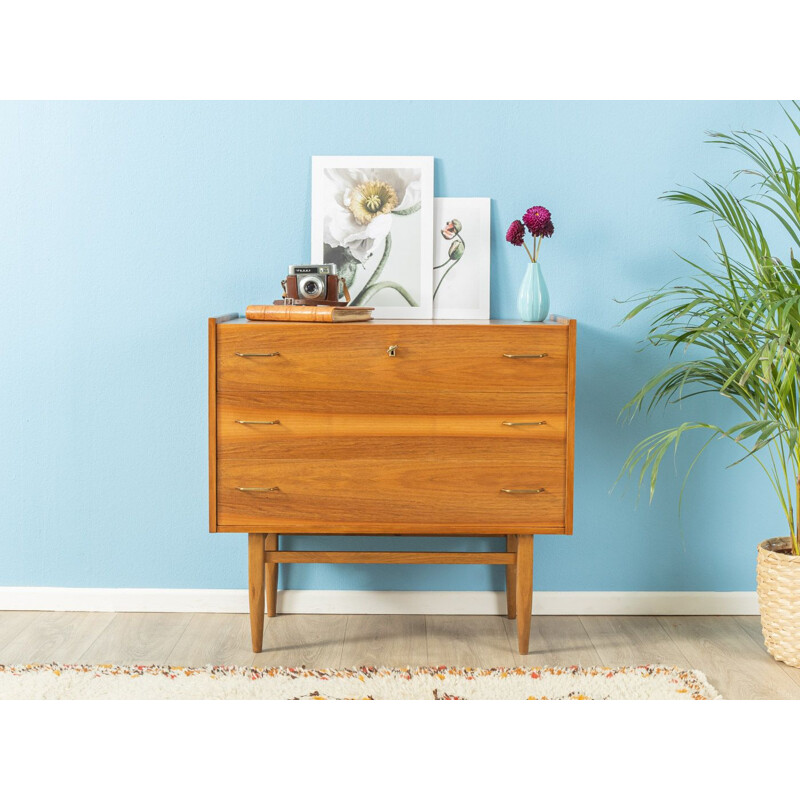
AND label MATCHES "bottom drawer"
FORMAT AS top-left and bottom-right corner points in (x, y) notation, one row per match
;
(216, 459), (565, 530)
